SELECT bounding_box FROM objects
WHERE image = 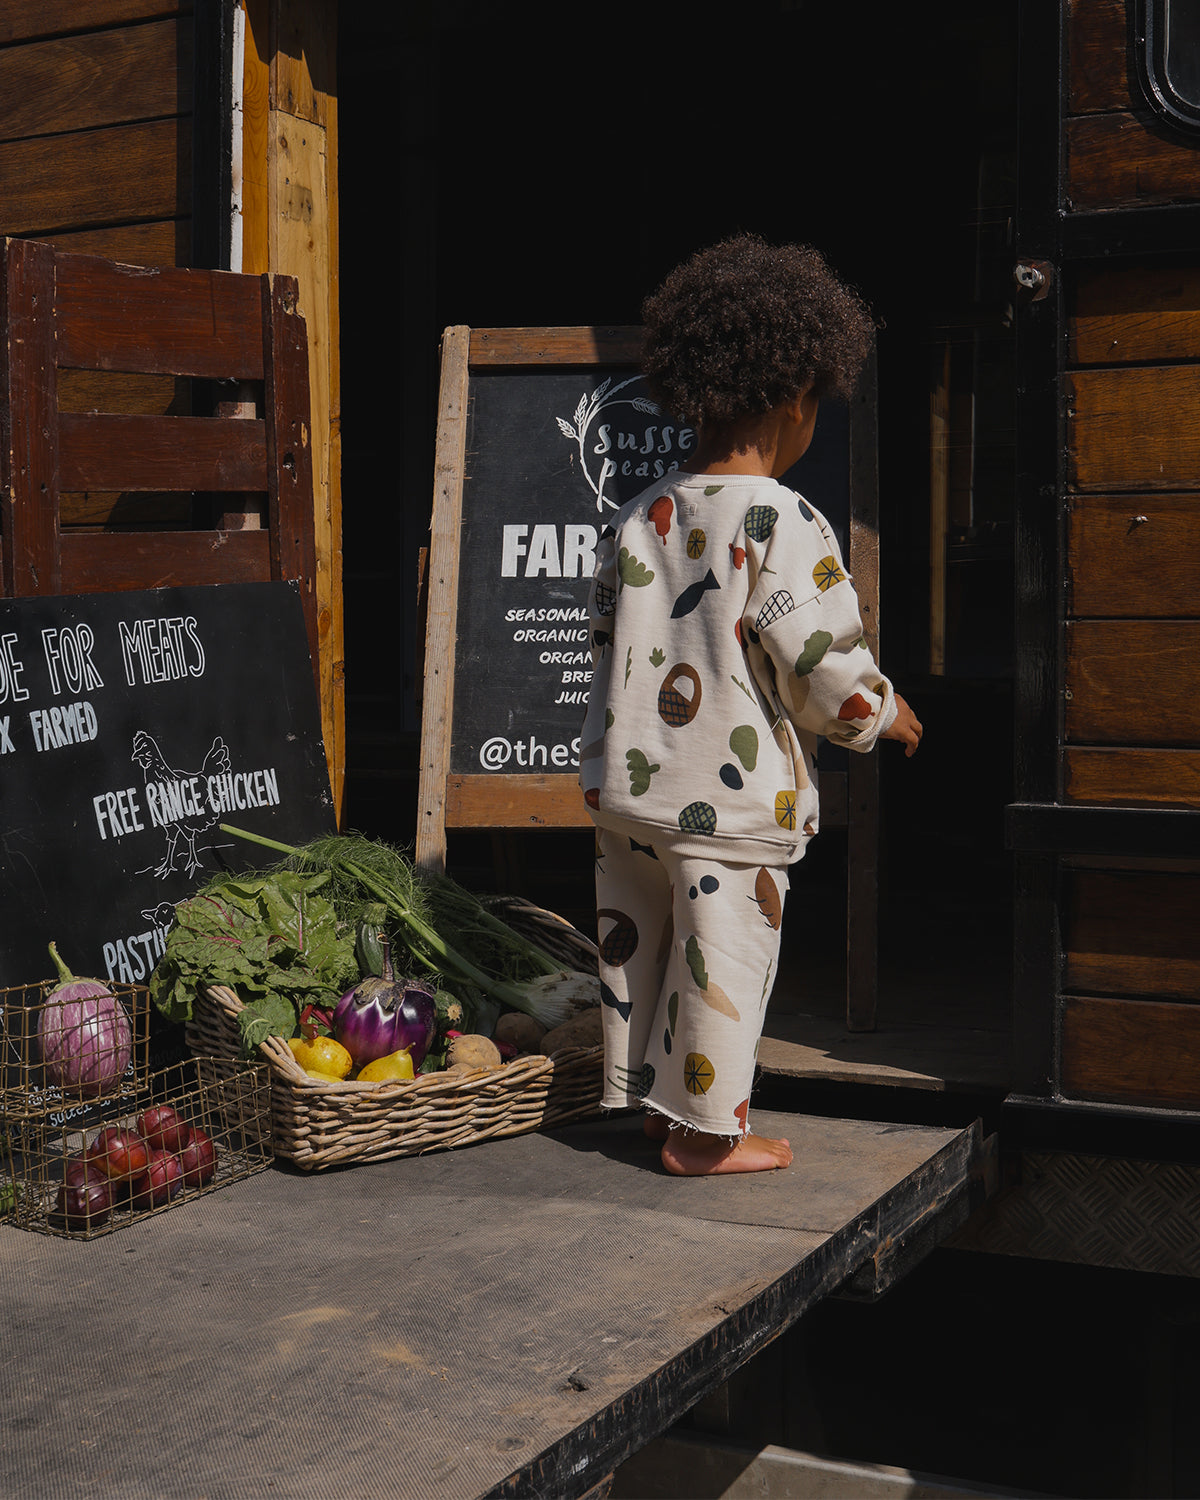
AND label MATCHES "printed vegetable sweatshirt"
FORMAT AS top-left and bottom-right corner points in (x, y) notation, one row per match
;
(579, 473), (896, 864)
